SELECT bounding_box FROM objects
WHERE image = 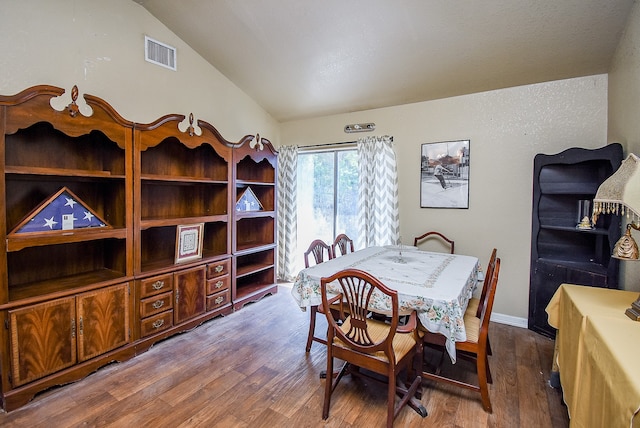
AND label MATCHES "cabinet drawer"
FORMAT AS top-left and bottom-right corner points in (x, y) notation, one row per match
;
(206, 275), (230, 295)
(140, 311), (173, 337)
(140, 291), (173, 318)
(206, 289), (231, 312)
(139, 274), (173, 298)
(207, 259), (230, 279)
